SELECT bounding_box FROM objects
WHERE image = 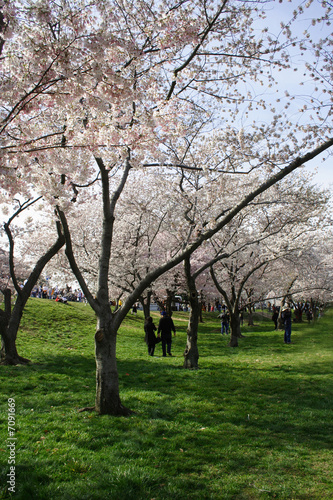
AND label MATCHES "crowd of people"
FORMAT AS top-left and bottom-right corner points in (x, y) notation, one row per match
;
(28, 283), (316, 352)
(30, 284), (85, 303)
(143, 300), (319, 357)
